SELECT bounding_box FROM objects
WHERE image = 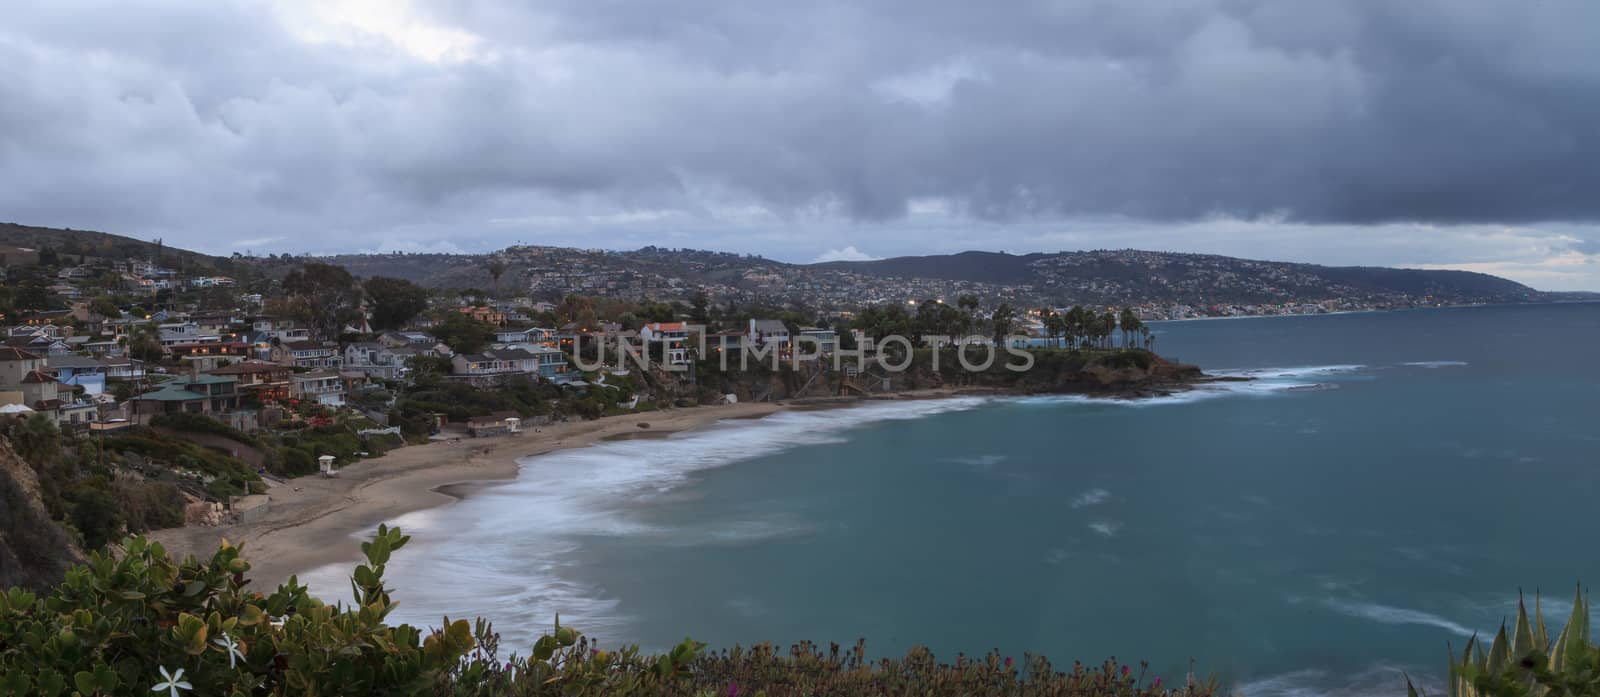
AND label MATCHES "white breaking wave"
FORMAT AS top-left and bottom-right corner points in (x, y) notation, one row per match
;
(950, 454), (1008, 467)
(1003, 363), (1364, 409)
(1401, 361), (1468, 368)
(1088, 521), (1122, 537)
(1071, 488), (1111, 508)
(1209, 365), (1367, 380)
(1320, 598), (1478, 637)
(300, 397), (990, 648)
